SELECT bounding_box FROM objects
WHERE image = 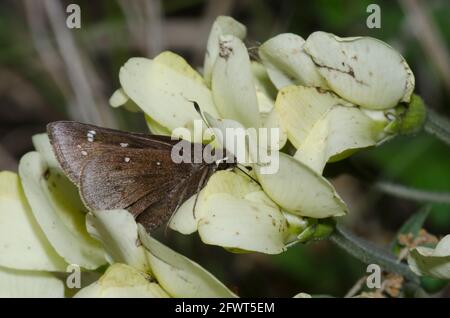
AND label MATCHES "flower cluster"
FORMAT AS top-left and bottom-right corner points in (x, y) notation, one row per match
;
(0, 15), (439, 298)
(110, 16), (424, 254)
(0, 137), (238, 297)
